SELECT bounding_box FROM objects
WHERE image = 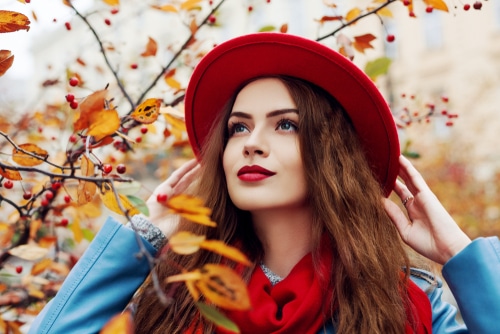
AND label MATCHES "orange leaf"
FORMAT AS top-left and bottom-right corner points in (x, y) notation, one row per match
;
(31, 258), (53, 276)
(196, 264), (251, 310)
(345, 7), (361, 22)
(140, 37), (157, 57)
(12, 143), (48, 166)
(280, 23), (288, 34)
(200, 240), (251, 266)
(169, 231), (205, 254)
(353, 33), (376, 53)
(87, 109), (120, 142)
(100, 311), (134, 334)
(131, 98), (161, 124)
(151, 4), (178, 12)
(0, 50), (14, 77)
(77, 156), (97, 205)
(0, 162), (22, 180)
(165, 76), (181, 90)
(166, 270), (202, 283)
(102, 0), (120, 6)
(0, 10), (30, 33)
(101, 189), (141, 216)
(0, 223), (14, 248)
(314, 15), (343, 24)
(74, 90), (108, 131)
(423, 0), (448, 11)
(165, 194), (216, 227)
